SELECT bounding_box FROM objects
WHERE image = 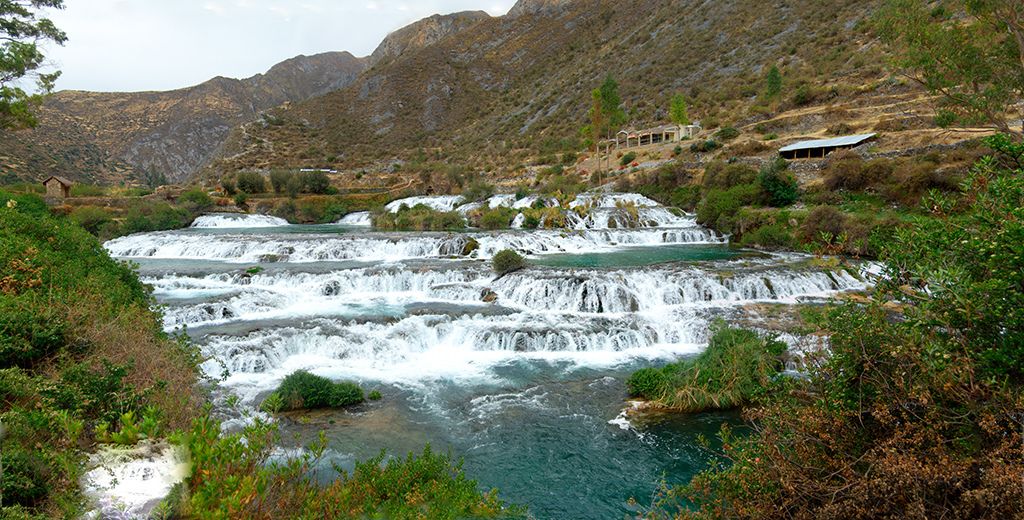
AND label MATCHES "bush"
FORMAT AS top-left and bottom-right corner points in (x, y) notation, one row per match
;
(236, 172), (267, 194)
(714, 126), (740, 141)
(479, 207), (517, 230)
(703, 161), (757, 191)
(299, 171), (331, 194)
(626, 368), (669, 400)
(220, 177), (237, 195)
(620, 152), (637, 166)
(233, 192), (248, 206)
(800, 205), (848, 245)
(492, 249), (526, 275)
(69, 184), (105, 197)
(269, 170), (291, 194)
(462, 180), (495, 202)
(372, 205), (466, 231)
(756, 158), (799, 207)
(264, 370), (364, 411)
(69, 206), (112, 235)
(690, 139), (721, 153)
(179, 188), (212, 211)
(696, 183), (759, 233)
(368, 390), (382, 401)
(629, 324), (786, 412)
